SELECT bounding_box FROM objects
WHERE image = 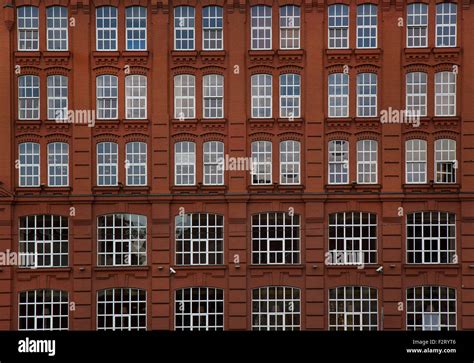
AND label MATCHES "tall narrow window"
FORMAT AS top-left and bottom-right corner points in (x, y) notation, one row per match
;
(202, 6), (223, 50)
(47, 75), (68, 120)
(126, 142), (147, 186)
(328, 73), (349, 118)
(203, 74), (224, 119)
(97, 214), (147, 266)
(252, 212), (300, 264)
(407, 3), (428, 48)
(97, 288), (147, 330)
(97, 142), (118, 186)
(96, 6), (118, 51)
(251, 6), (272, 50)
(329, 286), (378, 330)
(125, 75), (147, 119)
(406, 139), (427, 184)
(48, 142), (69, 187)
(357, 140), (377, 184)
(252, 286), (301, 330)
(251, 141), (272, 185)
(174, 75), (195, 119)
(96, 75), (118, 119)
(126, 6), (147, 50)
(406, 72), (427, 117)
(19, 142), (40, 187)
(280, 140), (300, 185)
(435, 71), (456, 116)
(18, 75), (40, 120)
(203, 141), (224, 185)
(175, 141), (196, 185)
(174, 6), (195, 50)
(407, 211), (456, 264)
(357, 73), (377, 117)
(435, 139), (456, 184)
(47, 6), (68, 51)
(17, 6), (39, 51)
(175, 287), (224, 330)
(251, 74), (272, 118)
(280, 5), (300, 49)
(175, 213), (224, 265)
(19, 290), (69, 330)
(328, 4), (349, 49)
(357, 4), (377, 48)
(436, 3), (457, 47)
(280, 74), (301, 118)
(328, 140), (349, 184)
